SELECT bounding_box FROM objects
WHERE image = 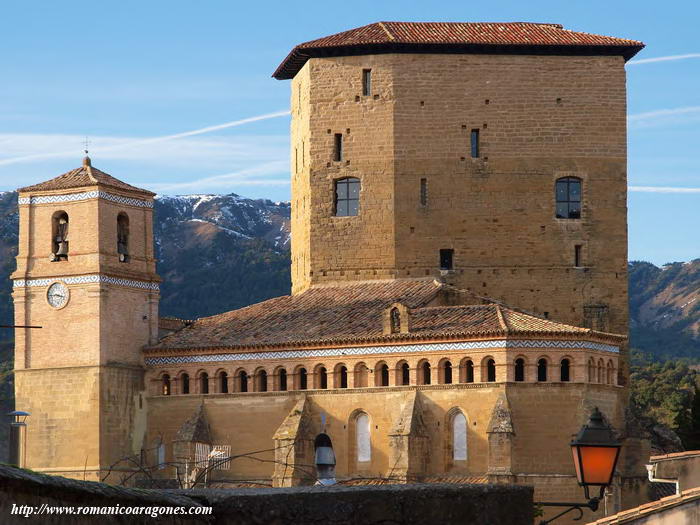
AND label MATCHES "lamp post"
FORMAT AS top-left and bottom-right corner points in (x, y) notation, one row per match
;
(7, 410), (30, 468)
(536, 407), (621, 524)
